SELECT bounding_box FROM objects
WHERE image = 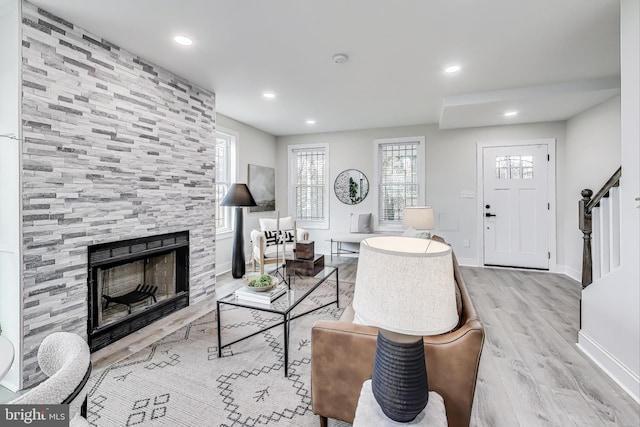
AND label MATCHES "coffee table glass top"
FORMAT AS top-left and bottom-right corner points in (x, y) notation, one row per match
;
(217, 266), (338, 313)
